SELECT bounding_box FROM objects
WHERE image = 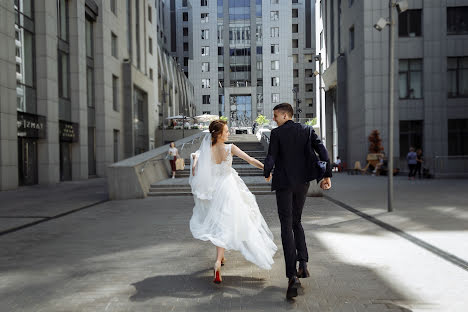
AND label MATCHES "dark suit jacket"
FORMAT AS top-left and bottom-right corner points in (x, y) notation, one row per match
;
(264, 120), (332, 191)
